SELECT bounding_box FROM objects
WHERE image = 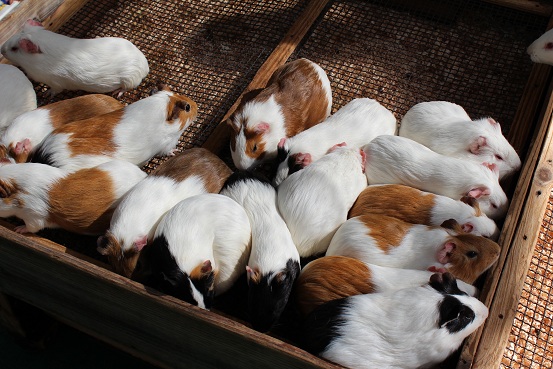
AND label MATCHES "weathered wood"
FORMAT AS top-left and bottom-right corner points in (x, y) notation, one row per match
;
(201, 0), (331, 155)
(0, 227), (342, 369)
(482, 0), (552, 16)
